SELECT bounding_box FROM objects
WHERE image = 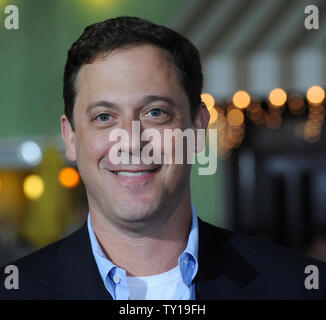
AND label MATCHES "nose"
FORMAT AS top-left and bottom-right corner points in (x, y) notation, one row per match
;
(118, 119), (145, 158)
